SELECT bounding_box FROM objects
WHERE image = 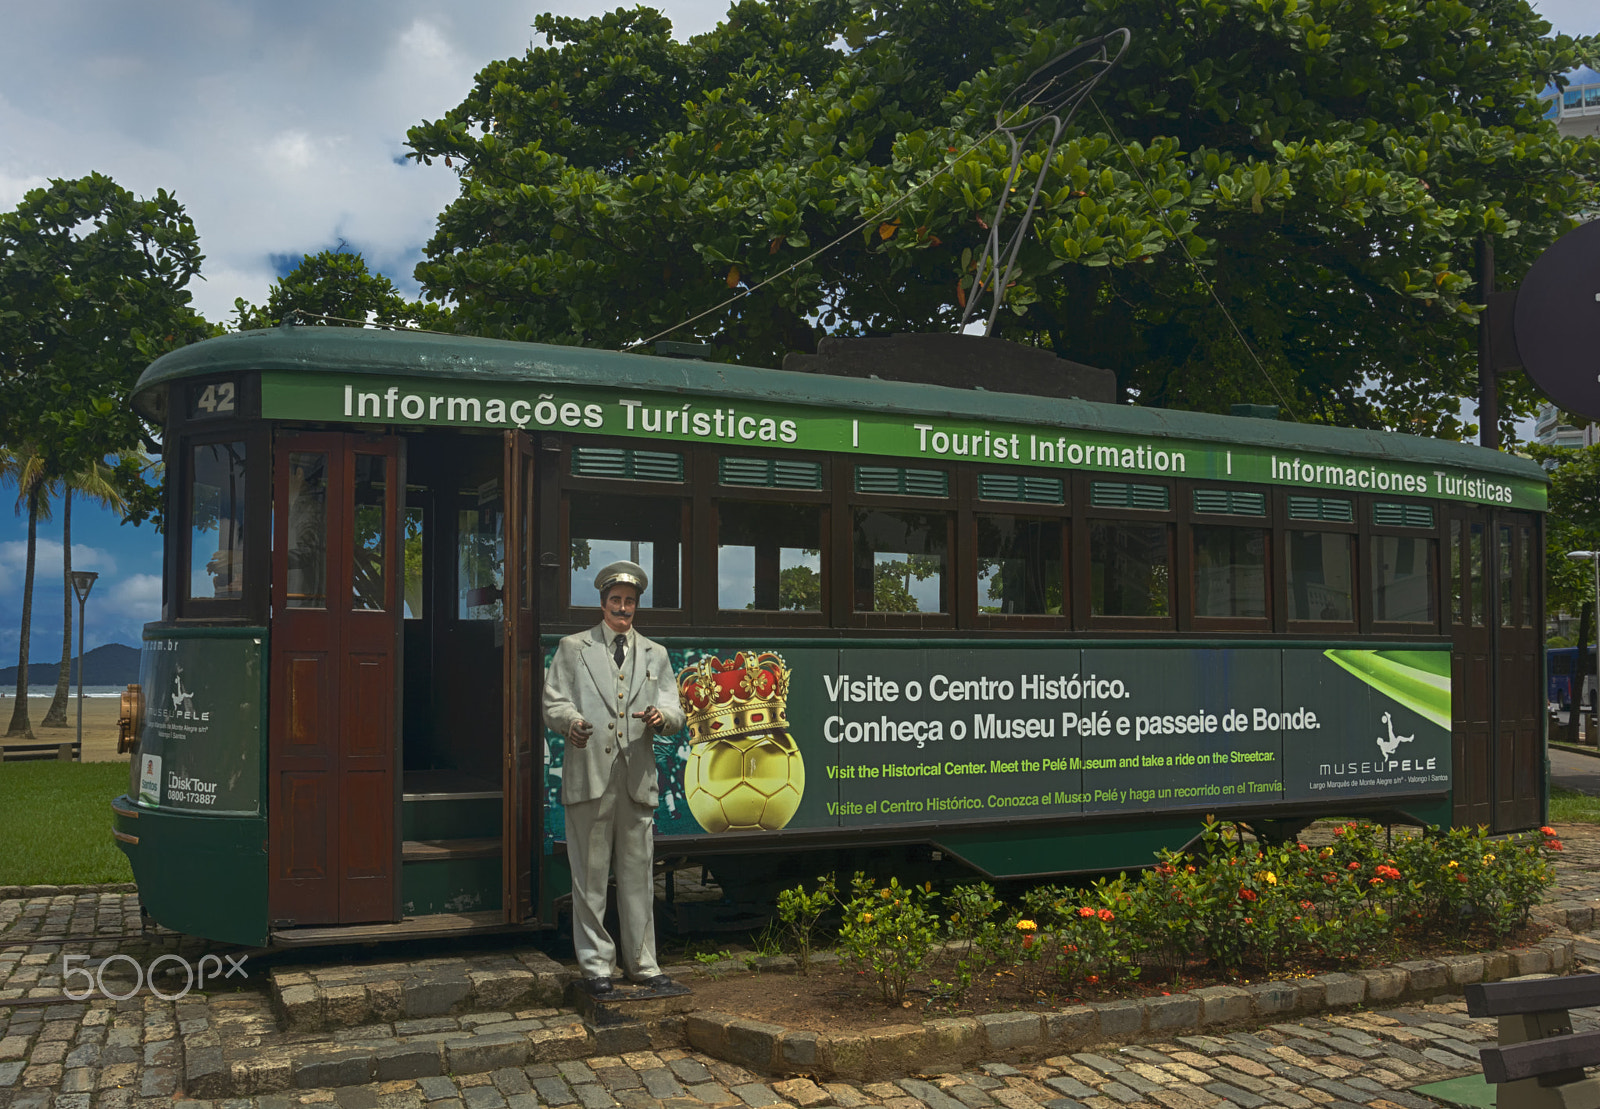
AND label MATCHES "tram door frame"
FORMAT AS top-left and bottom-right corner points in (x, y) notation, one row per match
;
(502, 431), (539, 923)
(1446, 506), (1542, 832)
(267, 430), (404, 928)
